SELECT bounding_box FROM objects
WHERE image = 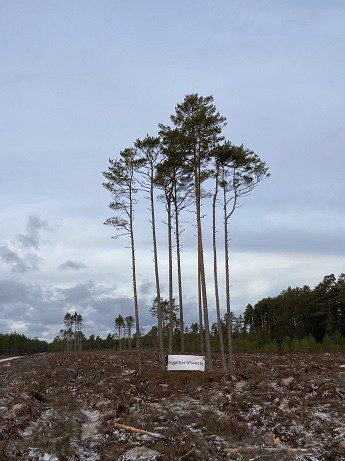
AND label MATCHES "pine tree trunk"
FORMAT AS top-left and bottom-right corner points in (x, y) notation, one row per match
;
(212, 168), (227, 372)
(197, 268), (204, 353)
(195, 161), (213, 370)
(174, 185), (185, 353)
(150, 176), (165, 368)
(223, 183), (235, 373)
(129, 186), (142, 372)
(167, 198), (174, 354)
